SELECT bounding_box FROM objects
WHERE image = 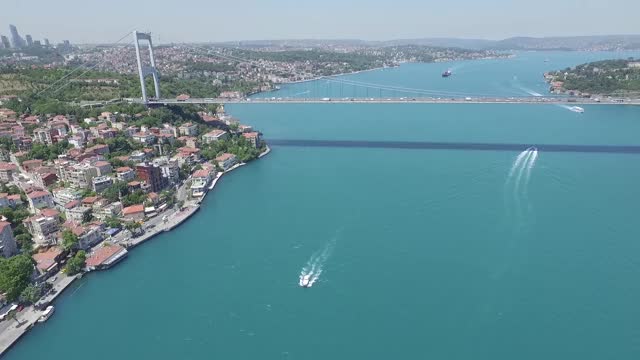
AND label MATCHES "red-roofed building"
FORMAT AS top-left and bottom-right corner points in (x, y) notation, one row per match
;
(86, 243), (127, 270)
(22, 159), (43, 172)
(116, 166), (135, 182)
(215, 153), (238, 171)
(242, 132), (262, 148)
(122, 204), (145, 221)
(88, 144), (110, 155)
(32, 247), (65, 277)
(0, 162), (17, 182)
(28, 190), (54, 212)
